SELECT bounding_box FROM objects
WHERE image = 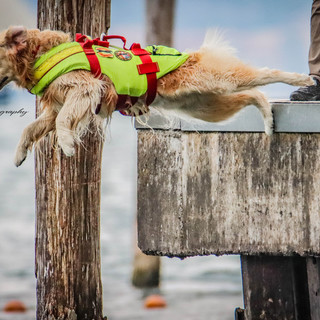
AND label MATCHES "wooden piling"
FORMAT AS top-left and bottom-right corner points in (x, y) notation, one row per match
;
(306, 257), (320, 320)
(241, 256), (310, 320)
(35, 1), (110, 319)
(132, 244), (161, 288)
(146, 0), (176, 46)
